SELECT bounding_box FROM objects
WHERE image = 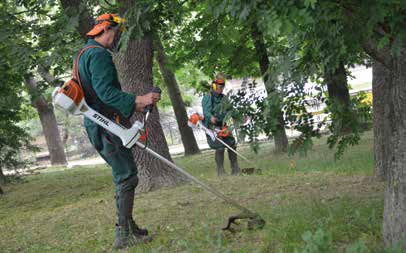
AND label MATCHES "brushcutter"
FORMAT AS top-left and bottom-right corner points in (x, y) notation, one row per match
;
(52, 82), (265, 231)
(188, 113), (257, 171)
